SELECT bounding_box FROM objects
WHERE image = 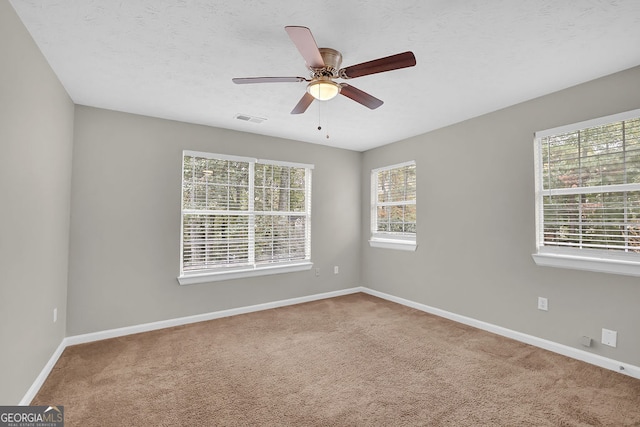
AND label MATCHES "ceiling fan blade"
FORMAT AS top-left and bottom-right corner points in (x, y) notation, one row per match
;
(339, 51), (416, 79)
(291, 92), (315, 114)
(339, 84), (384, 110)
(232, 77), (307, 84)
(284, 26), (325, 69)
